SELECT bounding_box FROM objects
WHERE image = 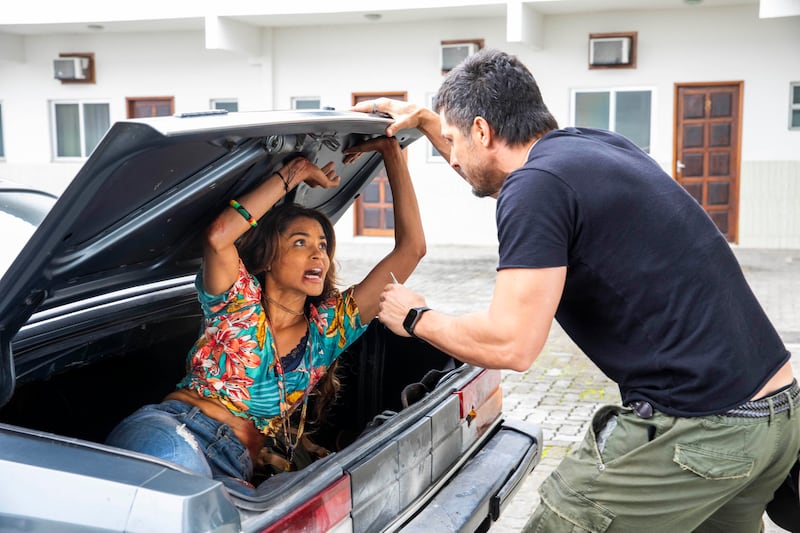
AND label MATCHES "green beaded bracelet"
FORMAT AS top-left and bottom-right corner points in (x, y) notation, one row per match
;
(229, 199), (257, 227)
